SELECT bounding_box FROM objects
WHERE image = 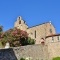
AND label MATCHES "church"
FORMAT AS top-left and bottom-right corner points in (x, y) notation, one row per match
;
(14, 16), (56, 44)
(14, 16), (60, 60)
